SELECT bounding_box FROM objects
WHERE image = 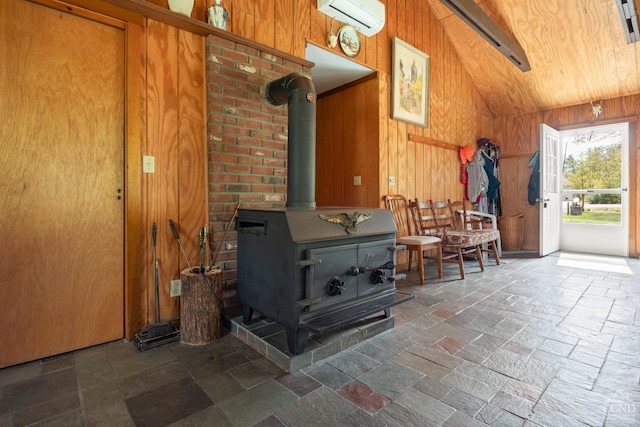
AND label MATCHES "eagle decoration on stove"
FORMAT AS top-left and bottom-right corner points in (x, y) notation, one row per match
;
(319, 212), (372, 234)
